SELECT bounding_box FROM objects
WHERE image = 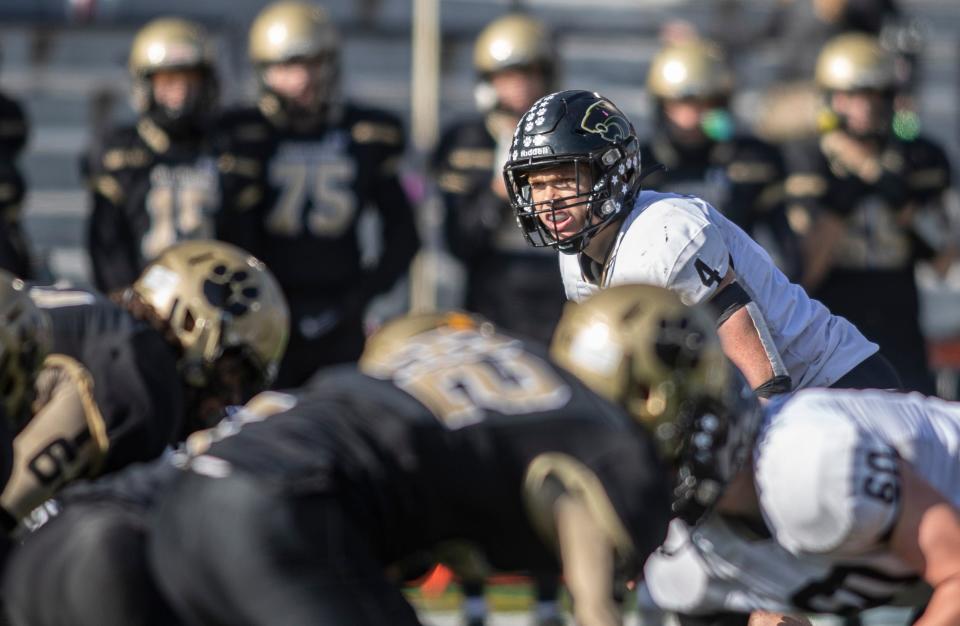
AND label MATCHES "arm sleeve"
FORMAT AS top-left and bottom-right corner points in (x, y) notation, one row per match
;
(0, 159), (32, 278)
(784, 144), (849, 217)
(0, 96), (27, 156)
(723, 141), (787, 231)
(360, 122), (420, 304)
(728, 142), (802, 279)
(84, 145), (140, 293)
(59, 455), (182, 510)
(211, 115), (267, 259)
(432, 125), (503, 262)
(904, 139), (954, 258)
(0, 355), (110, 523)
(87, 330), (184, 475)
(523, 424), (672, 577)
(756, 407), (901, 556)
